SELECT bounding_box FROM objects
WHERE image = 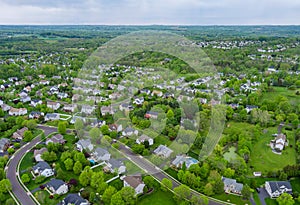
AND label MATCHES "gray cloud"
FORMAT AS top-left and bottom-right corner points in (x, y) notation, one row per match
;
(0, 0), (299, 25)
